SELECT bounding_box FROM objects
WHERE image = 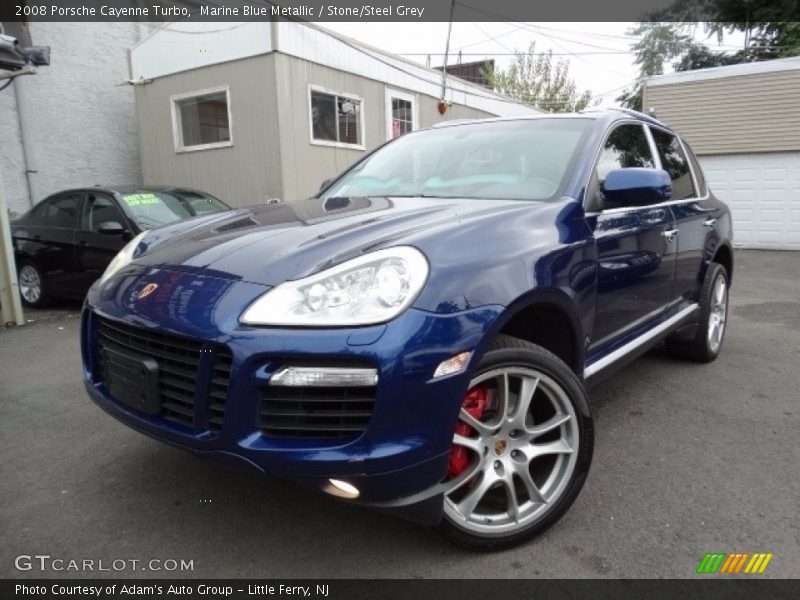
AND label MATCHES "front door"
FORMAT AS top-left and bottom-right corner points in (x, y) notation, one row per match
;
(587, 122), (678, 350)
(74, 192), (131, 292)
